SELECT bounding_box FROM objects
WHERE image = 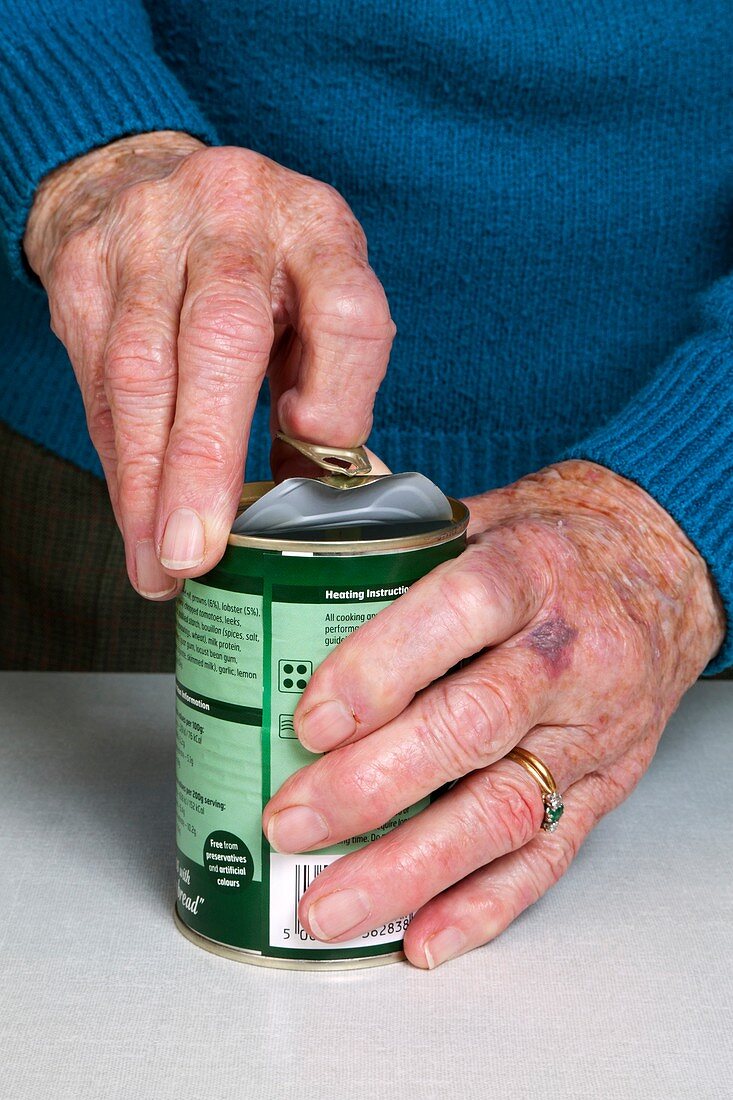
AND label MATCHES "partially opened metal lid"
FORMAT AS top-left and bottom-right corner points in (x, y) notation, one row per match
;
(231, 472), (454, 536)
